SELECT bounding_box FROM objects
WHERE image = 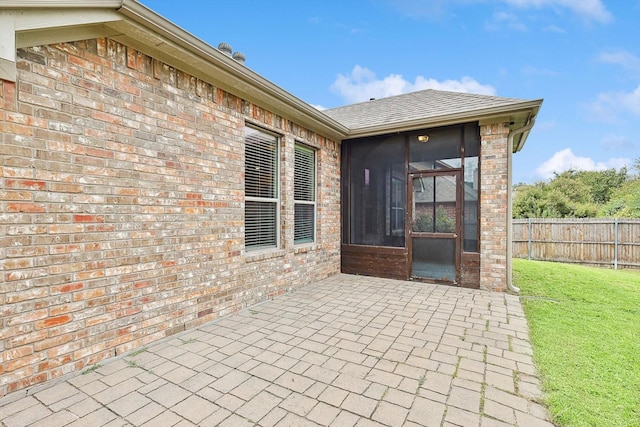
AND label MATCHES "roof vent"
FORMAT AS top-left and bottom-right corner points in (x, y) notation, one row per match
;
(232, 51), (246, 64)
(217, 42), (232, 56)
(218, 43), (246, 65)
(369, 98), (376, 101)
